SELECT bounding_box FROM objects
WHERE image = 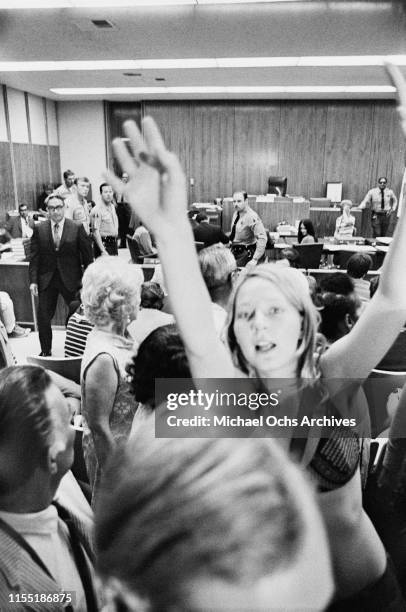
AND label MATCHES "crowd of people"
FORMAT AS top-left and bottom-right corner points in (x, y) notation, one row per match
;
(0, 64), (406, 611)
